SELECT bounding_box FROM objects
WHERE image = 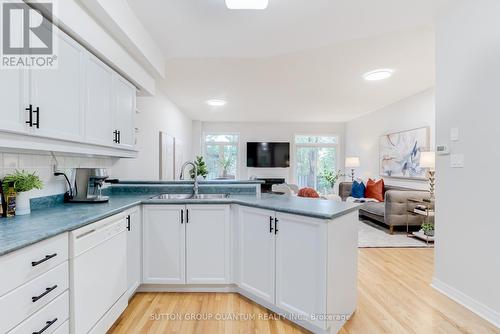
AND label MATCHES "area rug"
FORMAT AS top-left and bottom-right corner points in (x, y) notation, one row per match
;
(358, 220), (432, 248)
